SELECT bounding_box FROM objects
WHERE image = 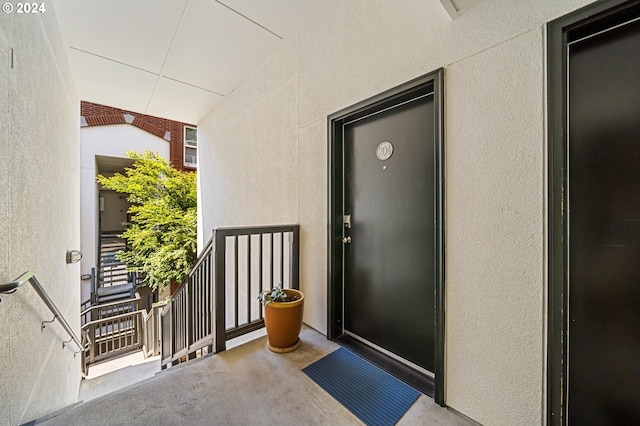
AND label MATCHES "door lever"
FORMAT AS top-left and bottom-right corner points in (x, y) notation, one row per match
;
(342, 236), (352, 244)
